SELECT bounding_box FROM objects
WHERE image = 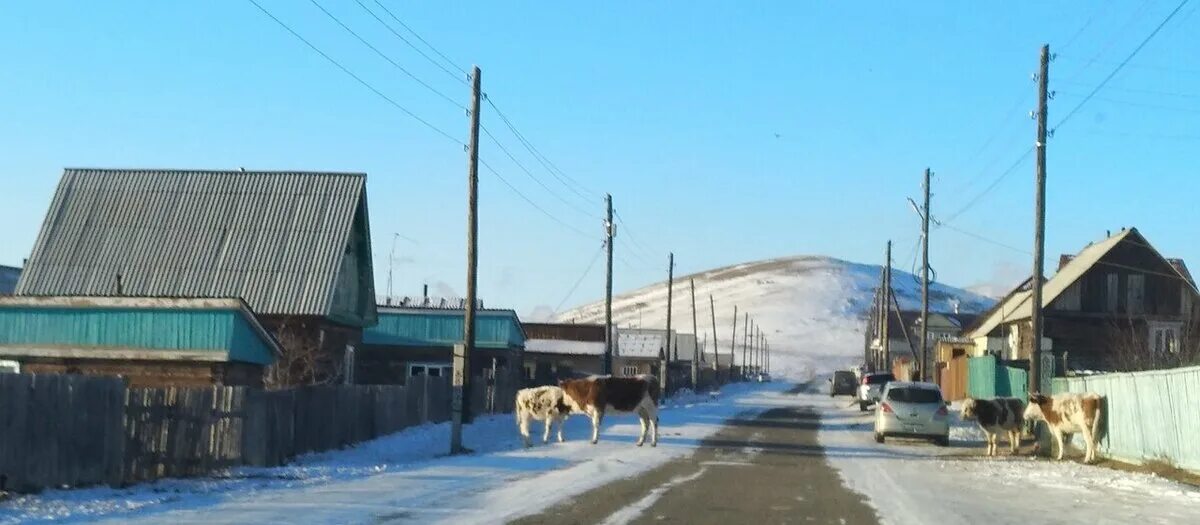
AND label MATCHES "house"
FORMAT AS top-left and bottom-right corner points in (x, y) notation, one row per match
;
(359, 300), (525, 385)
(0, 265), (19, 295)
(616, 328), (673, 377)
(965, 228), (1199, 375)
(866, 308), (979, 379)
(521, 322), (605, 385)
(0, 296), (279, 387)
(15, 168), (378, 385)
